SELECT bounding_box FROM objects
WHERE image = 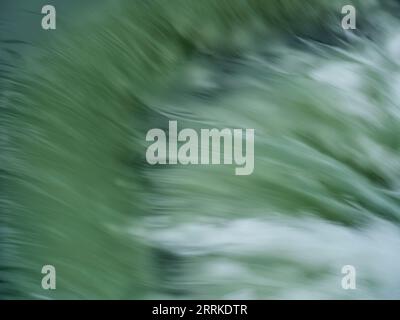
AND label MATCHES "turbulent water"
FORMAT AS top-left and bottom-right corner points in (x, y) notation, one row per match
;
(1, 0), (400, 299)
